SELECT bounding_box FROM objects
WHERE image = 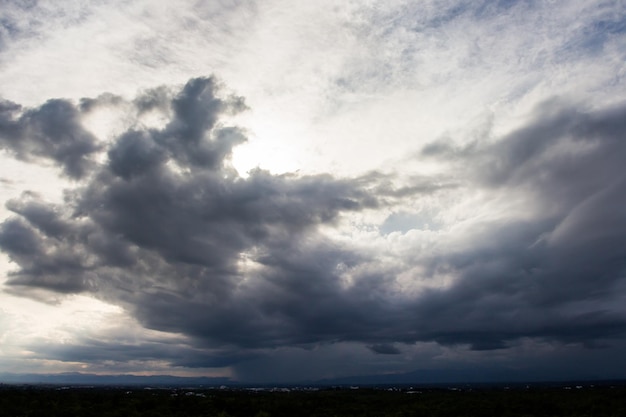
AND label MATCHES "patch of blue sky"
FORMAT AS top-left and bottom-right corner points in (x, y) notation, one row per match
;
(558, 14), (626, 59)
